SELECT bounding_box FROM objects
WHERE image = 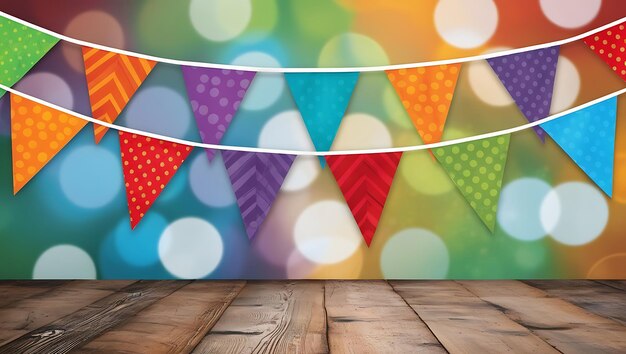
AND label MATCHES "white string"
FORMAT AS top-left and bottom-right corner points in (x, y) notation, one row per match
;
(1, 11), (624, 73)
(2, 83), (624, 156)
